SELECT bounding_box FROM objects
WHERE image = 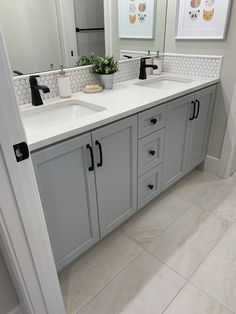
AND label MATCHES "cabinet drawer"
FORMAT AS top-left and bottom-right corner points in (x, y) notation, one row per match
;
(138, 105), (166, 138)
(138, 129), (165, 176)
(138, 164), (162, 209)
